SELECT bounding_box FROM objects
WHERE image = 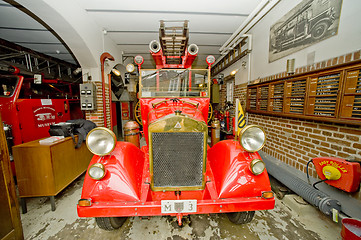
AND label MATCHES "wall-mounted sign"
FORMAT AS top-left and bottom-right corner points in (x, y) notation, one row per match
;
(34, 74), (42, 84)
